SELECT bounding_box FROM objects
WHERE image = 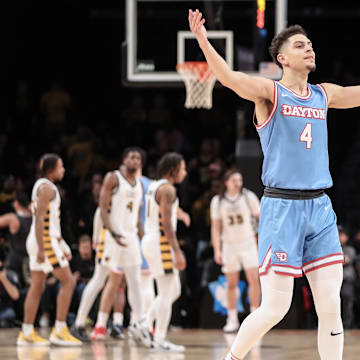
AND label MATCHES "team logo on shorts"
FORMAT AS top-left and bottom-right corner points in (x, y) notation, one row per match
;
(274, 251), (288, 262)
